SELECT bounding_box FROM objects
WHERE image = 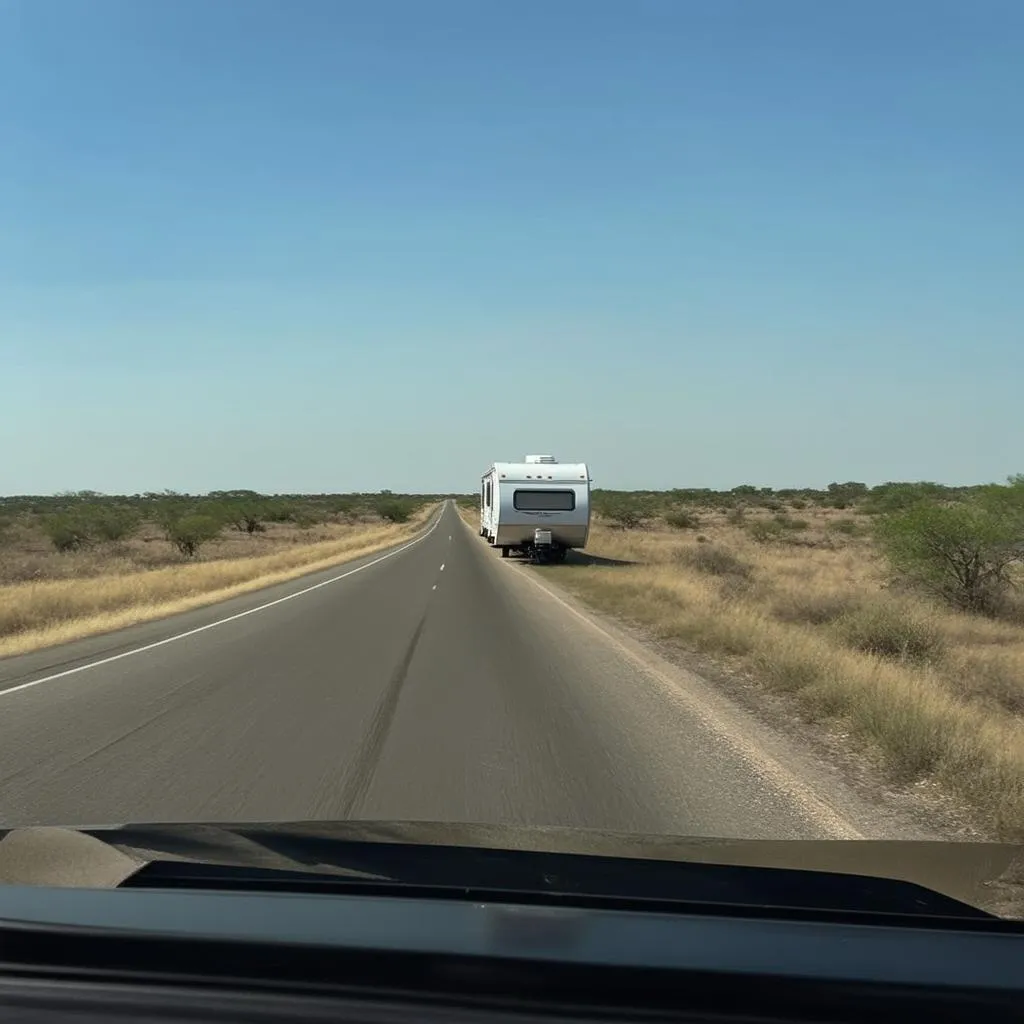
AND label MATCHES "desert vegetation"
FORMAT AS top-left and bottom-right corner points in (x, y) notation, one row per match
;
(0, 489), (444, 656)
(465, 477), (1024, 838)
